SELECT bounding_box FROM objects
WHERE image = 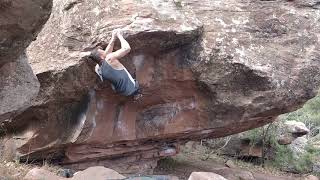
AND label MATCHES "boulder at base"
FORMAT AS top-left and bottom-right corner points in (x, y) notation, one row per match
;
(72, 166), (125, 180)
(24, 168), (61, 180)
(278, 121), (310, 145)
(24, 166), (125, 180)
(188, 172), (227, 180)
